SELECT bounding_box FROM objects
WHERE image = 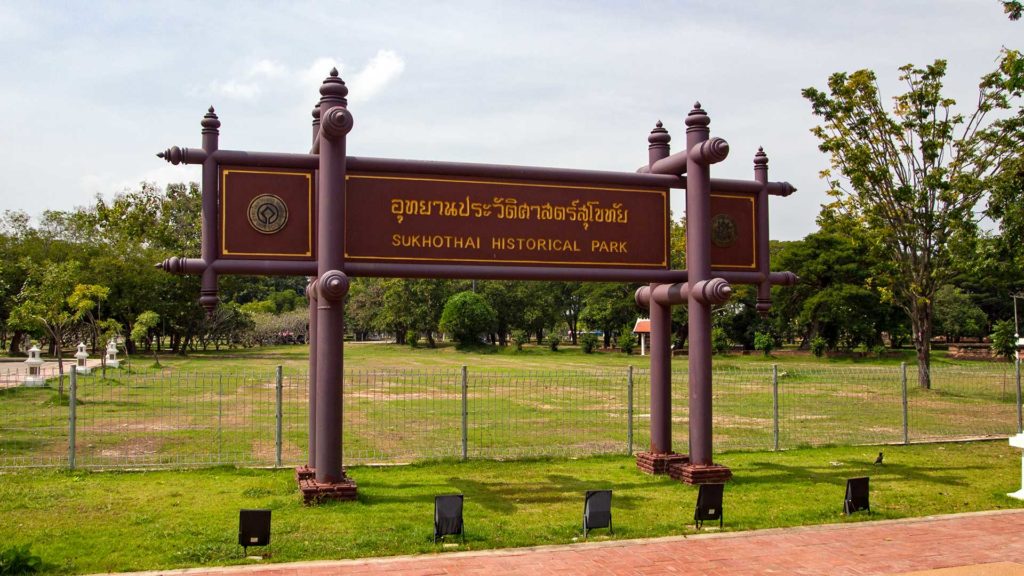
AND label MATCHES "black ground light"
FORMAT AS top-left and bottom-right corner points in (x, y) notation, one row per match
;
(694, 483), (724, 529)
(844, 477), (870, 515)
(238, 509), (271, 556)
(434, 494), (464, 543)
(583, 490), (613, 538)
